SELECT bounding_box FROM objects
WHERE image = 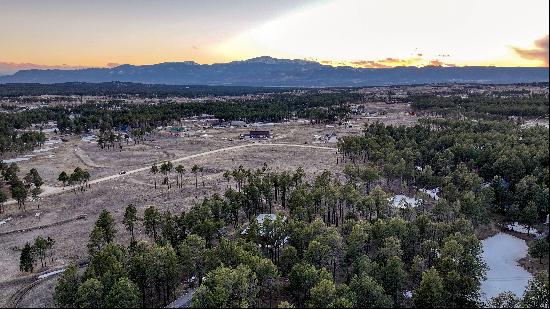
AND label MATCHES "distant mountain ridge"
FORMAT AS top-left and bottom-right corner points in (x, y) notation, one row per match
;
(0, 56), (548, 86)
